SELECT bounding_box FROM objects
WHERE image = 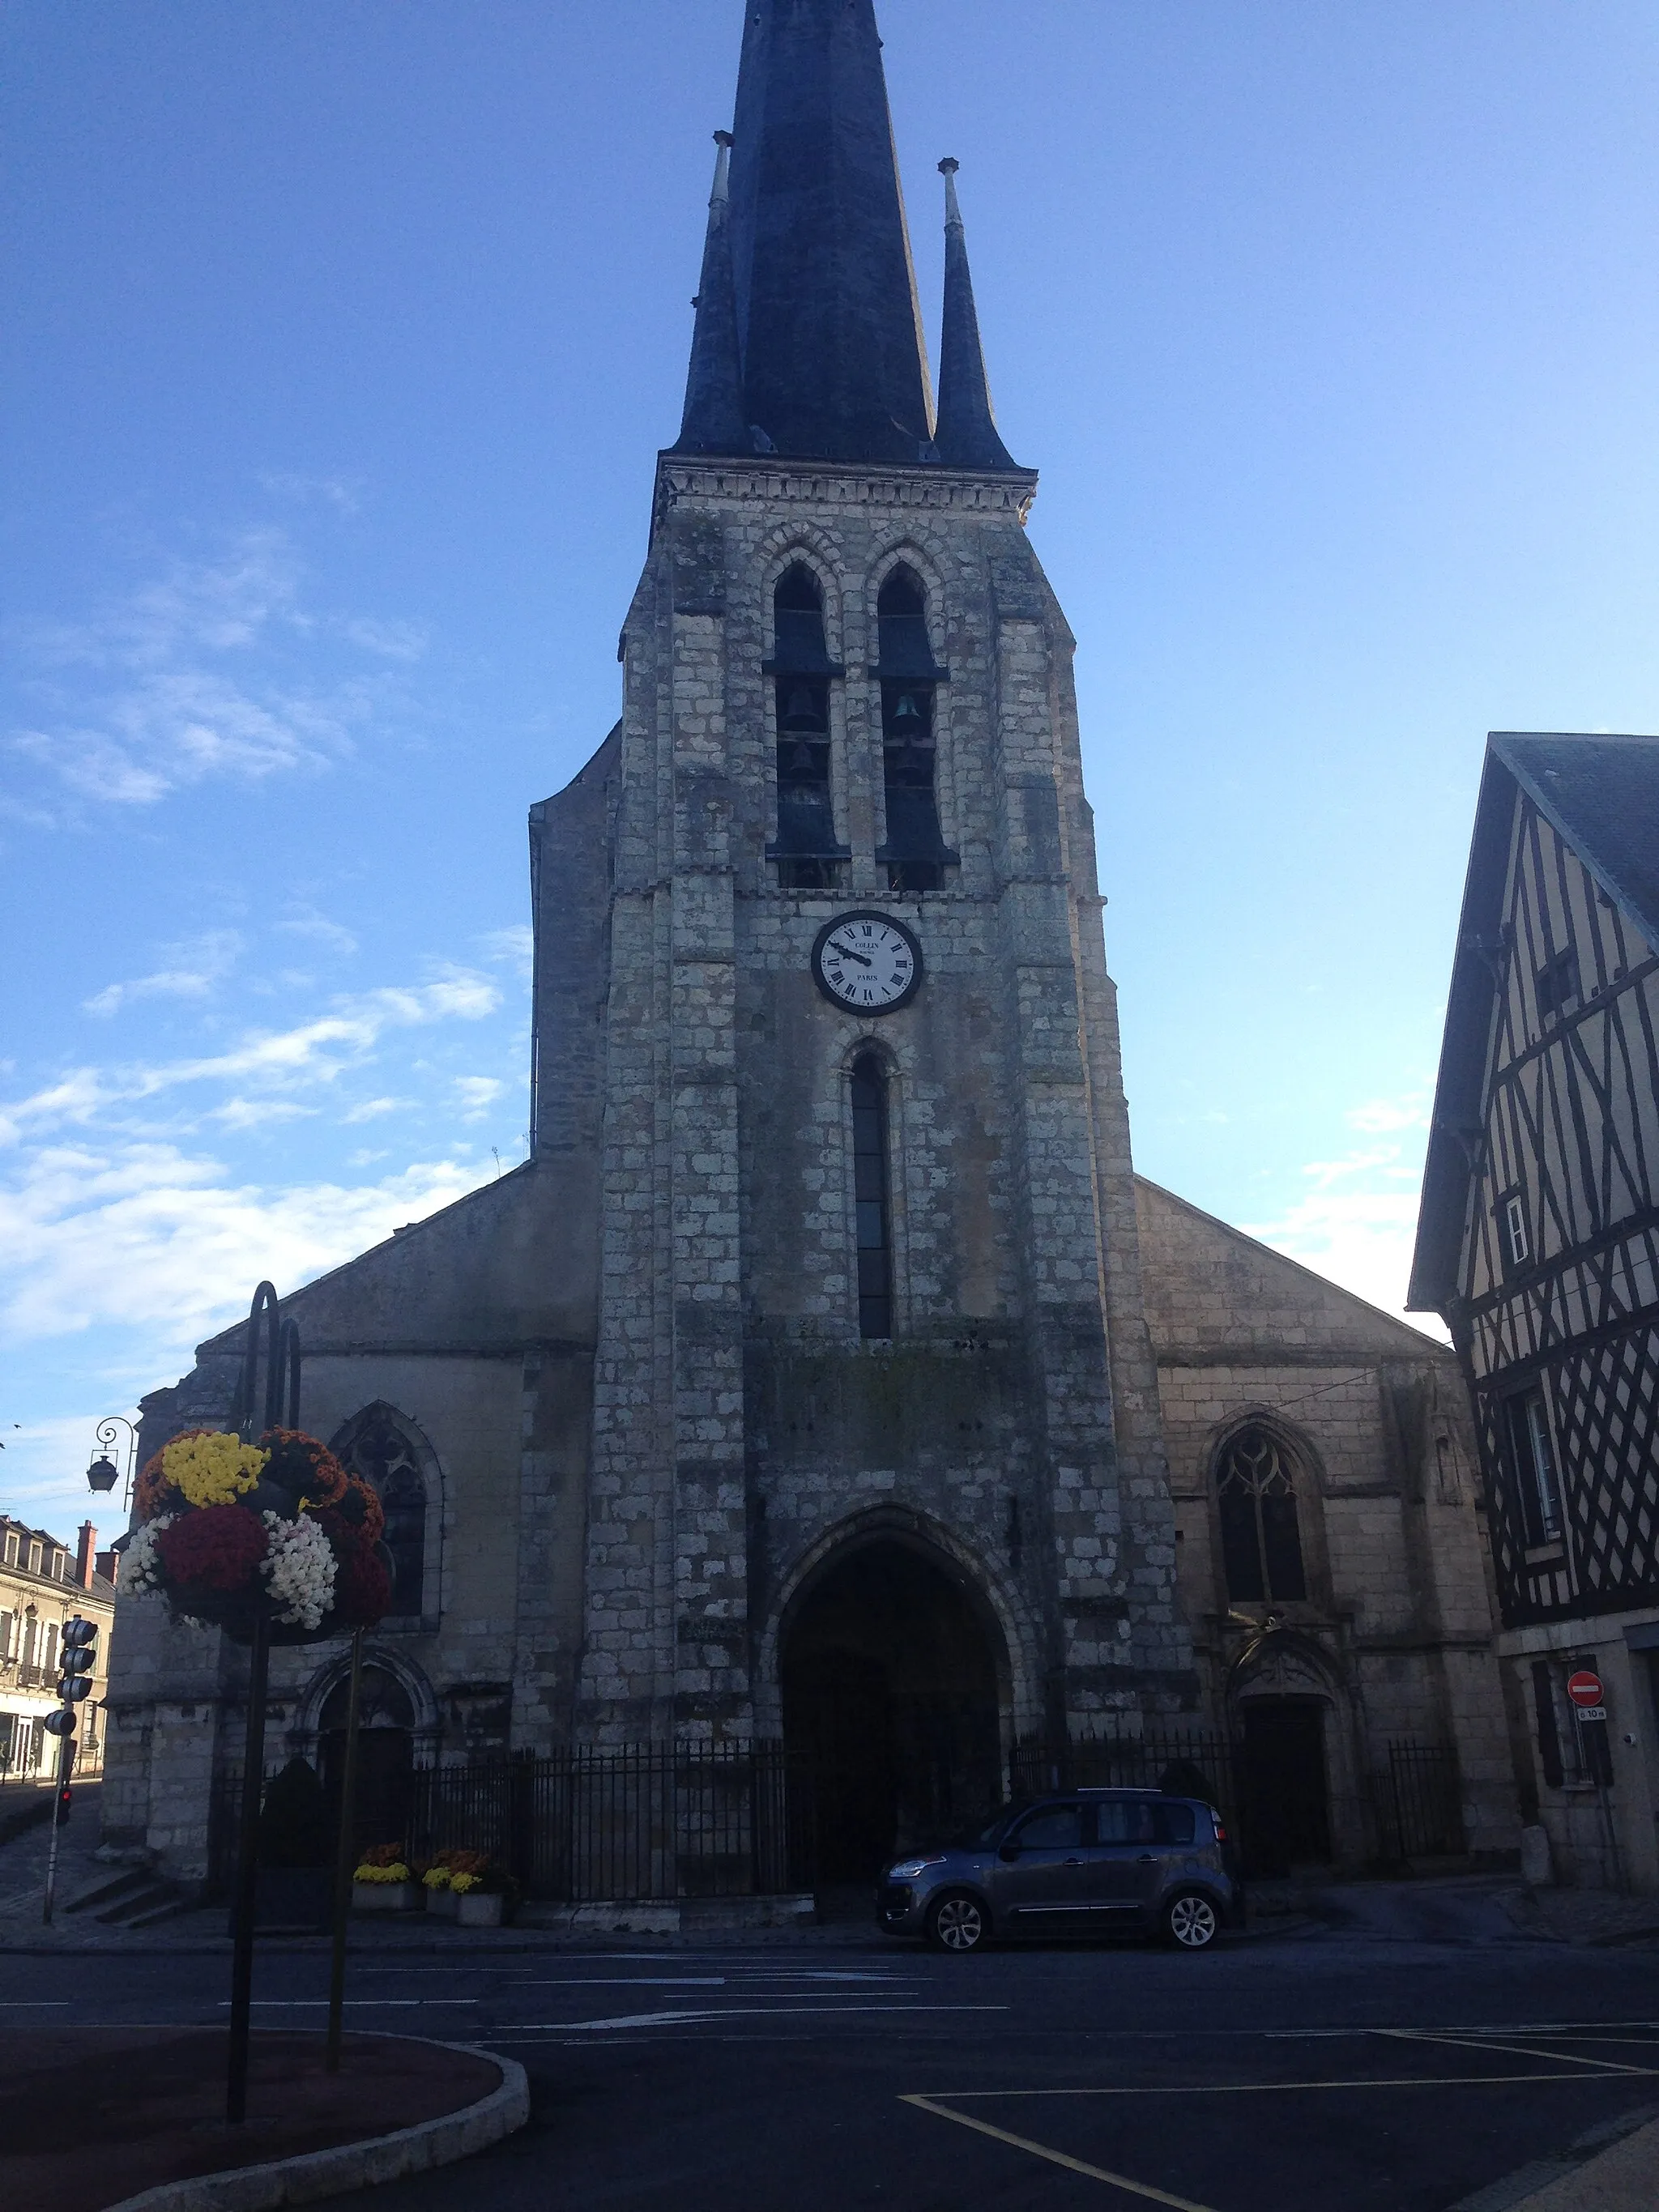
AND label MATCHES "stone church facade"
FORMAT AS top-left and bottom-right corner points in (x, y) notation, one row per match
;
(104, 0), (1516, 1886)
